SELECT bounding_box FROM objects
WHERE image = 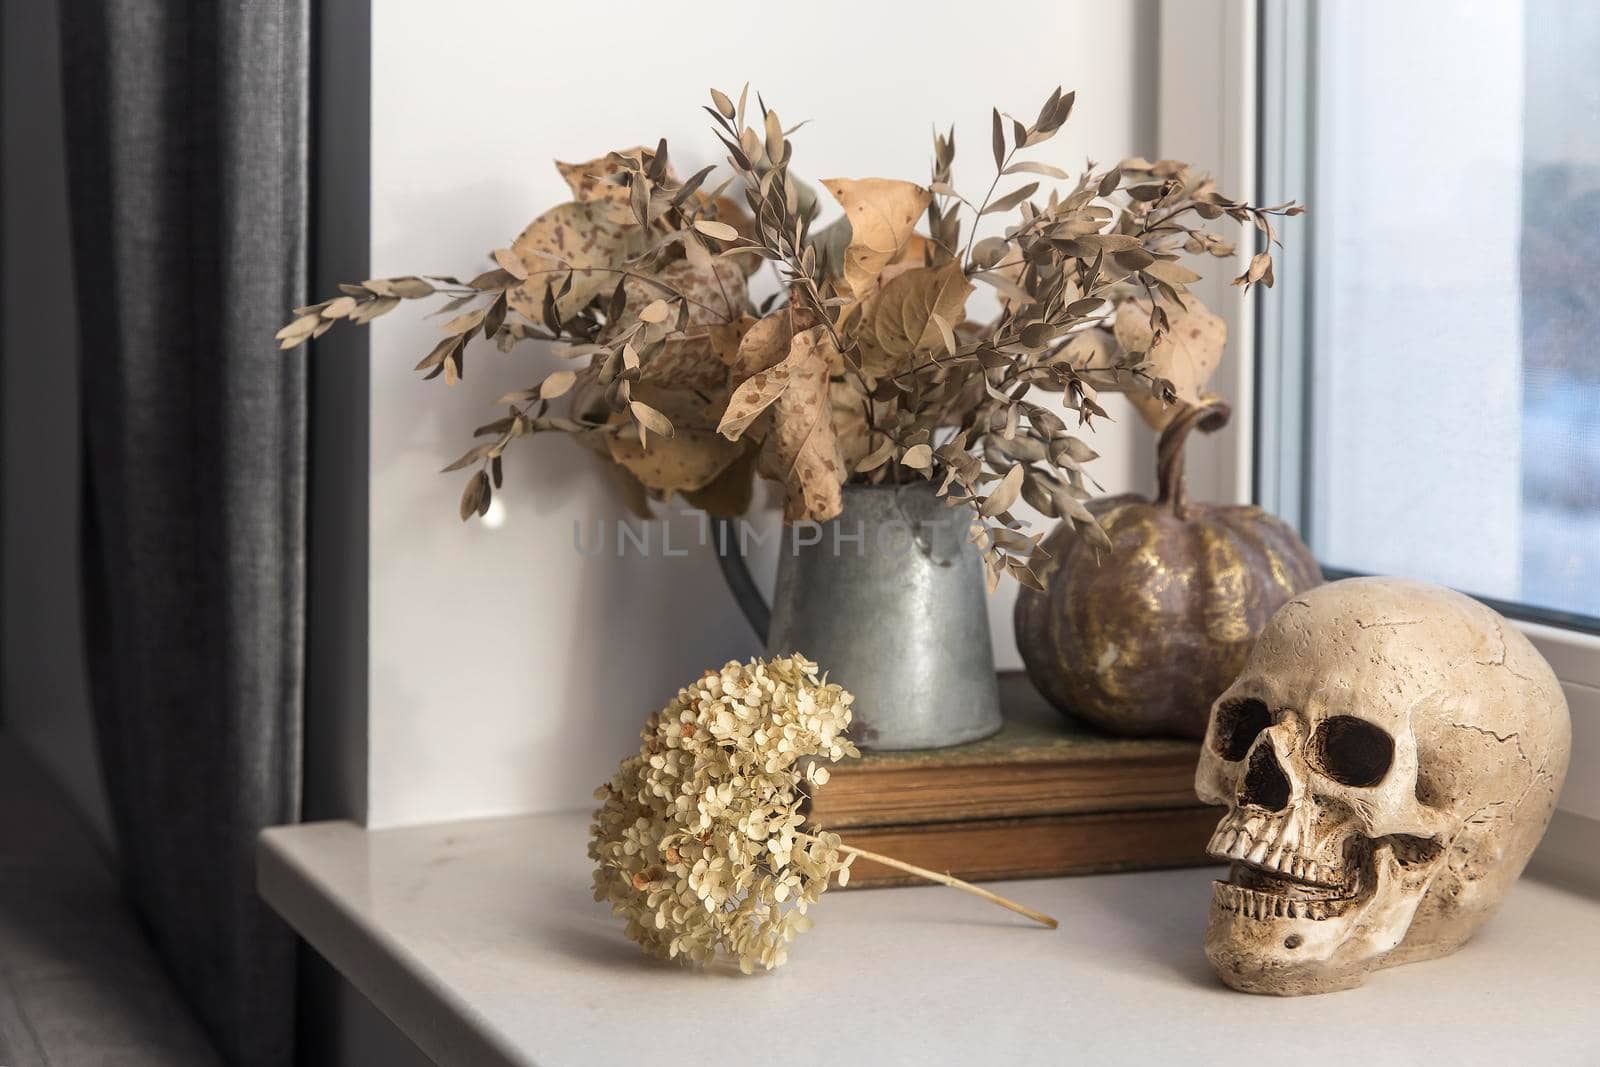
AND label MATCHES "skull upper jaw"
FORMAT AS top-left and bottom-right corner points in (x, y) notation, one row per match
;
(1204, 841), (1440, 995)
